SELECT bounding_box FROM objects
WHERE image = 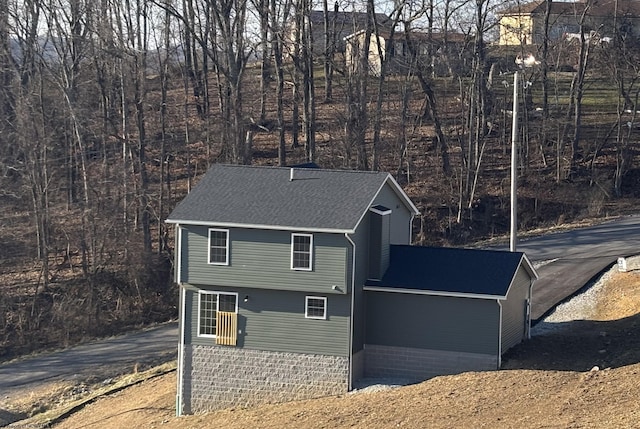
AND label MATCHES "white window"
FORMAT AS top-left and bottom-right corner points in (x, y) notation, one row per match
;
(208, 229), (229, 265)
(198, 291), (238, 338)
(291, 233), (313, 270)
(305, 296), (327, 320)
